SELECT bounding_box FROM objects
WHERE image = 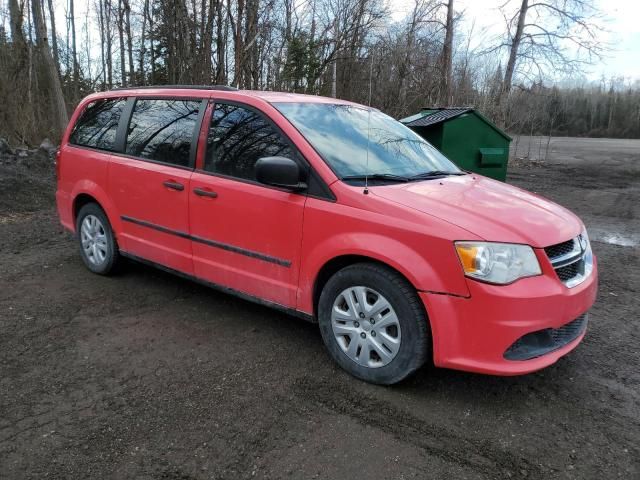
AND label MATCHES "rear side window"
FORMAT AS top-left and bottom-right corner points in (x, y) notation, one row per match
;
(204, 103), (294, 181)
(69, 98), (125, 151)
(125, 99), (201, 167)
